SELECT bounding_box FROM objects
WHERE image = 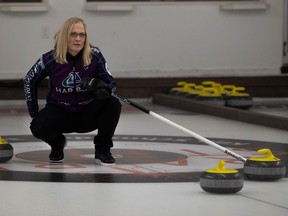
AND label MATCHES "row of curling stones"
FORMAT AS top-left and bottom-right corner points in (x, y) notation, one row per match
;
(200, 149), (286, 194)
(169, 81), (224, 106)
(203, 81), (253, 109)
(169, 81), (253, 109)
(0, 136), (14, 162)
